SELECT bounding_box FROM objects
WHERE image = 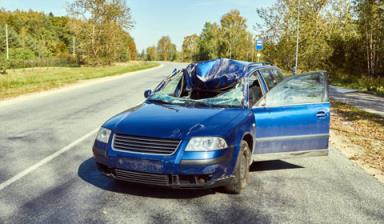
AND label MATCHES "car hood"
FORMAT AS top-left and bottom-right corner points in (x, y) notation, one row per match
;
(103, 102), (244, 139)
